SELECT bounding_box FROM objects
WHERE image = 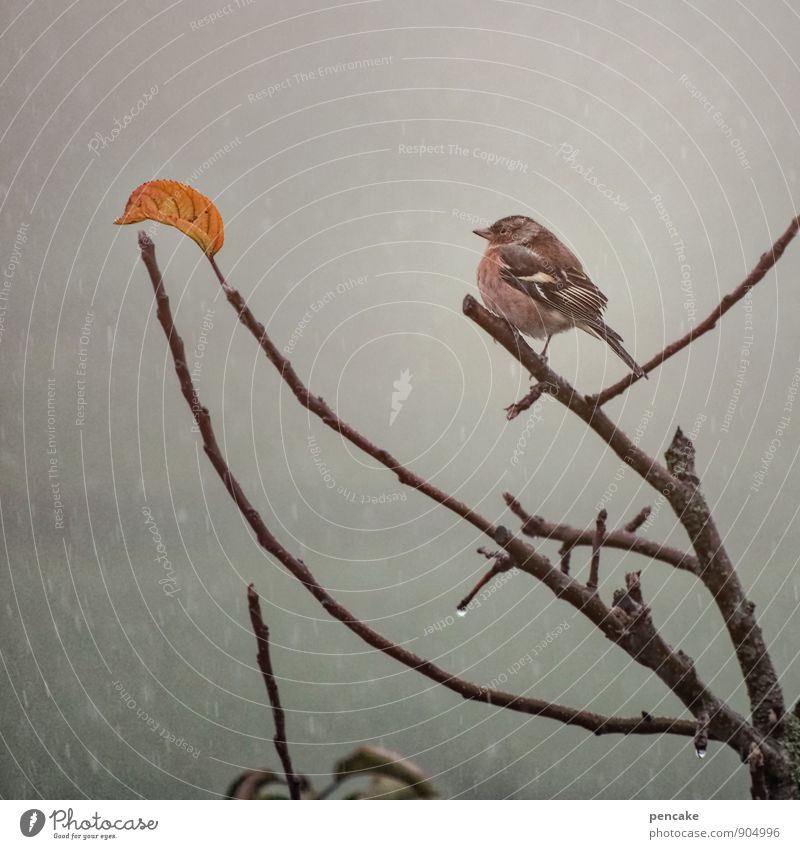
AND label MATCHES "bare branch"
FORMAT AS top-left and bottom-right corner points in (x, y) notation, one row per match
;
(247, 583), (302, 800)
(466, 297), (784, 733)
(663, 427), (783, 731)
(591, 215), (800, 405)
(504, 494), (699, 575)
(137, 232), (700, 743)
